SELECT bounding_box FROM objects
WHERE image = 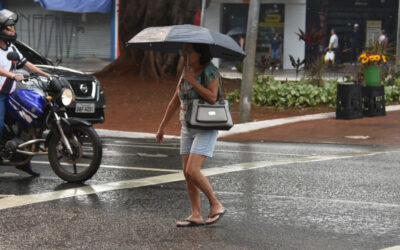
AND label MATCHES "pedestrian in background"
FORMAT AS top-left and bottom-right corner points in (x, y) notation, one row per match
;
(351, 23), (361, 65)
(379, 29), (388, 51)
(326, 29), (339, 69)
(238, 34), (245, 50)
(269, 33), (282, 70)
